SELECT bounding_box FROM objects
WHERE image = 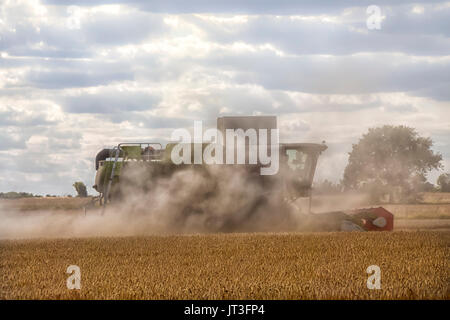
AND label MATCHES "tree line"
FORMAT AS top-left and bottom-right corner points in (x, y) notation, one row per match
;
(0, 182), (89, 199)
